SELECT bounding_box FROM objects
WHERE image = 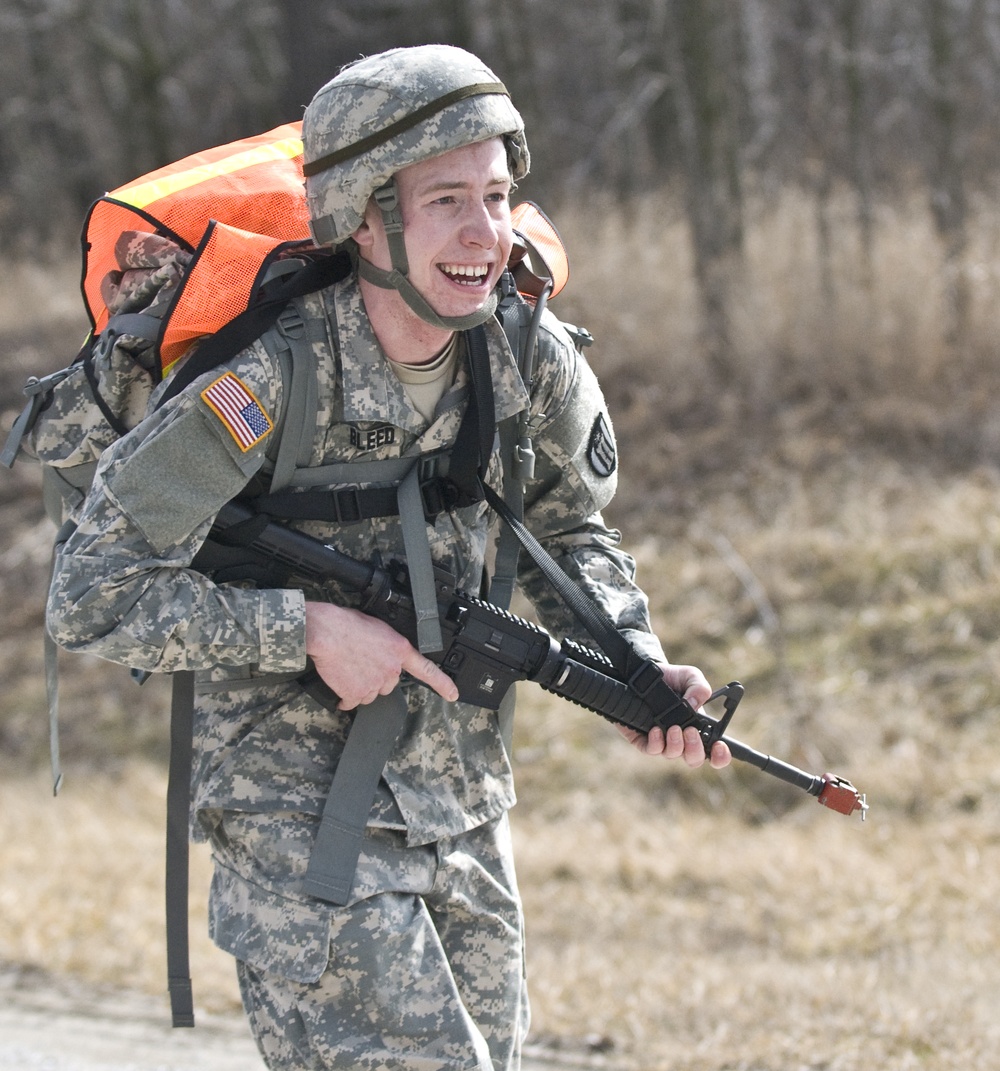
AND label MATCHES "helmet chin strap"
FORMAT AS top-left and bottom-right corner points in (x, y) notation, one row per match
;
(353, 180), (499, 331)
